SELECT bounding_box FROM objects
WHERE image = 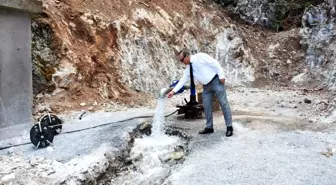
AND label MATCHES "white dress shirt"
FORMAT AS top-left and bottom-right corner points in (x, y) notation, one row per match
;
(172, 53), (225, 93)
